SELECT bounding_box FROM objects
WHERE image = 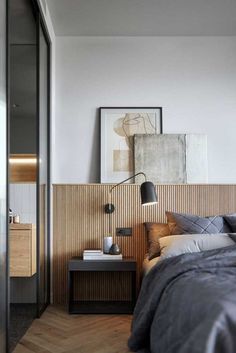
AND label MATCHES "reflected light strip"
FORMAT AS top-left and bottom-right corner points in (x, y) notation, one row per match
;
(142, 201), (158, 206)
(9, 158), (37, 164)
